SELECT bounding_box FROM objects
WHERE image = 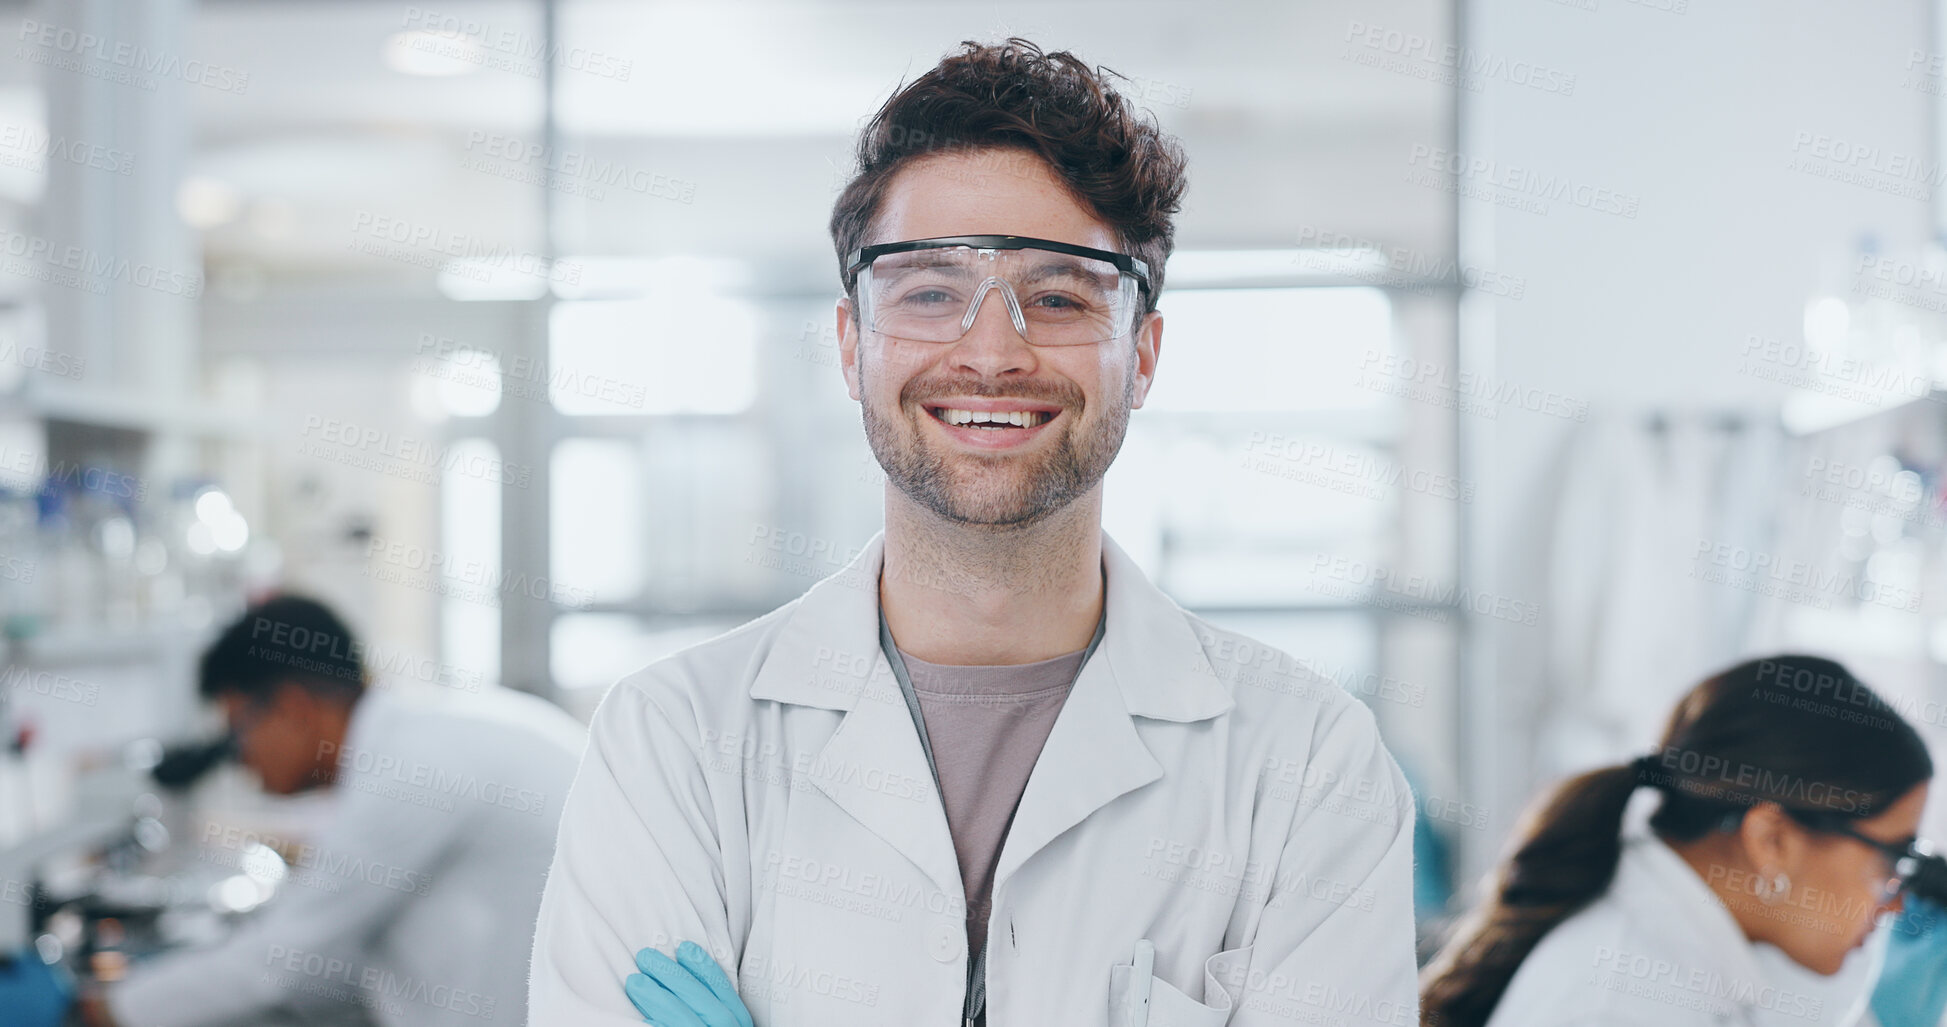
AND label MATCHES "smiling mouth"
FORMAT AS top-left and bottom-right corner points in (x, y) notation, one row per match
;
(925, 406), (1057, 429)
